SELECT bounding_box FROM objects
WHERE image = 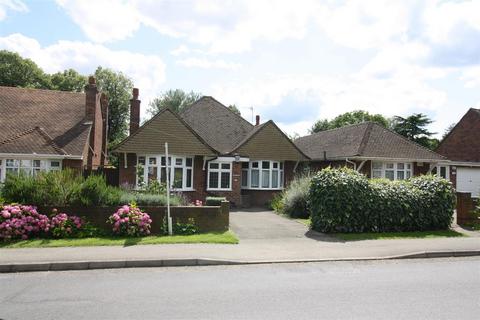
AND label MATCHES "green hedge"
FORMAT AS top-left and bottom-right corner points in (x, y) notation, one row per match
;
(278, 174), (312, 218)
(205, 197), (227, 206)
(309, 168), (455, 233)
